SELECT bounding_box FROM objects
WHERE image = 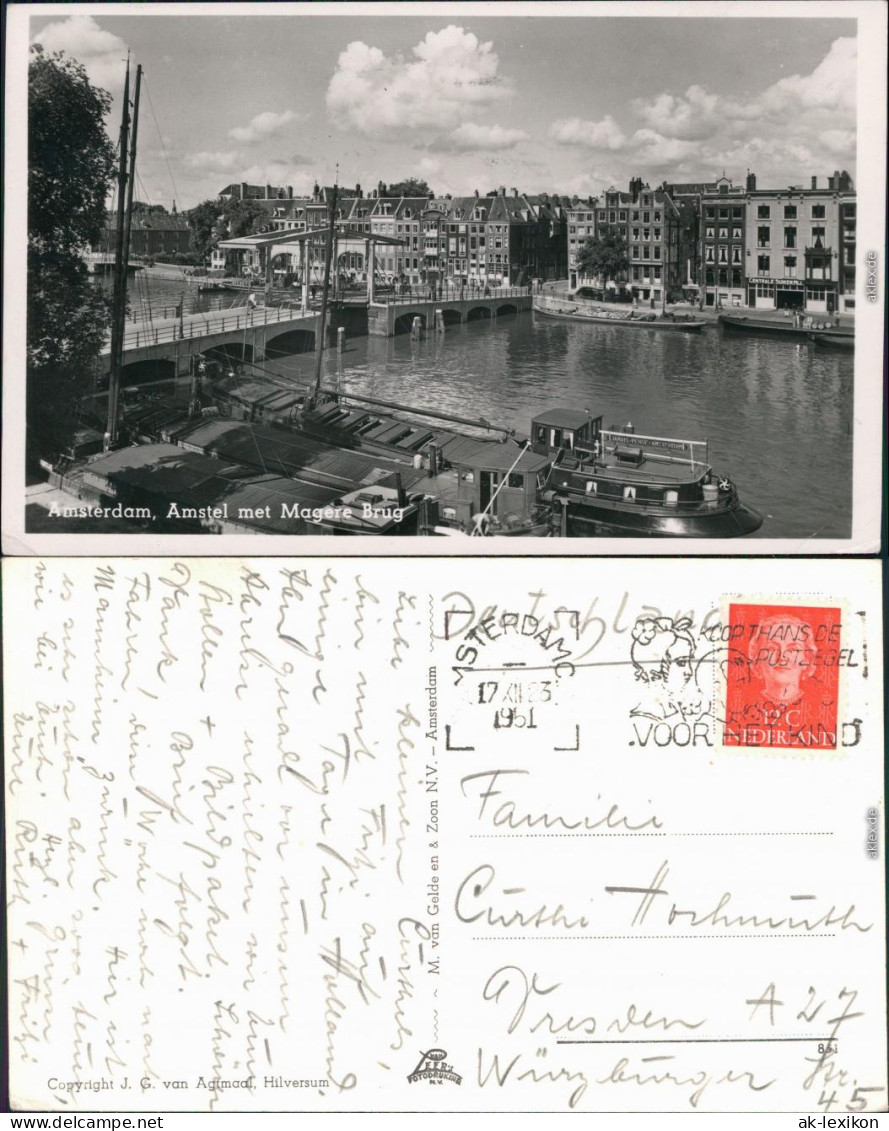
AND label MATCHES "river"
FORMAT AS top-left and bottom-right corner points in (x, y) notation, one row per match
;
(130, 268), (854, 540)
